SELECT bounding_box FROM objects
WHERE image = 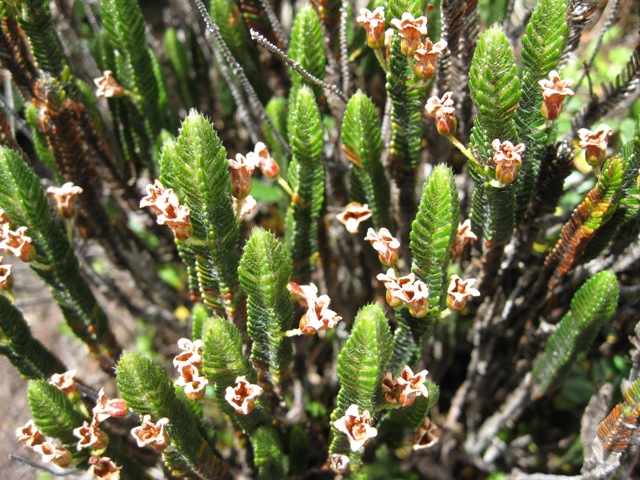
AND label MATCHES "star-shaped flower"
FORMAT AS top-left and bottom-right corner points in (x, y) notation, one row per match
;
(225, 376), (263, 415)
(337, 202), (373, 234)
(333, 404), (378, 452)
